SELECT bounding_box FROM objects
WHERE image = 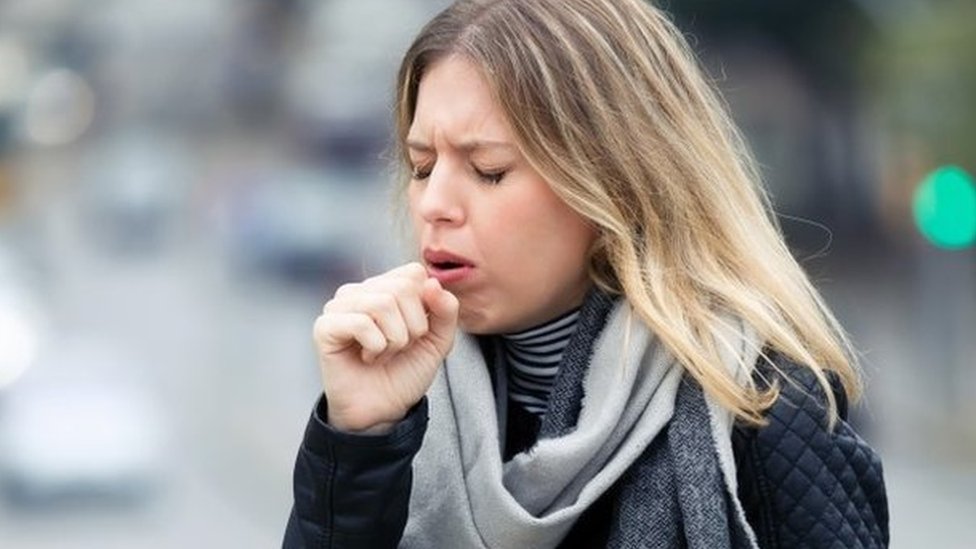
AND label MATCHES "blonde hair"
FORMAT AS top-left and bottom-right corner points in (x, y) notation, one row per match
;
(394, 0), (860, 425)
